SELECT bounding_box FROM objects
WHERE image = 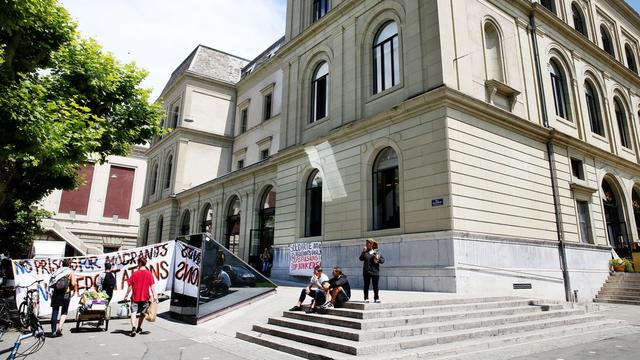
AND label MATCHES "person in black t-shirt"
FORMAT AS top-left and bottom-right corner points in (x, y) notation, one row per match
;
(320, 266), (351, 309)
